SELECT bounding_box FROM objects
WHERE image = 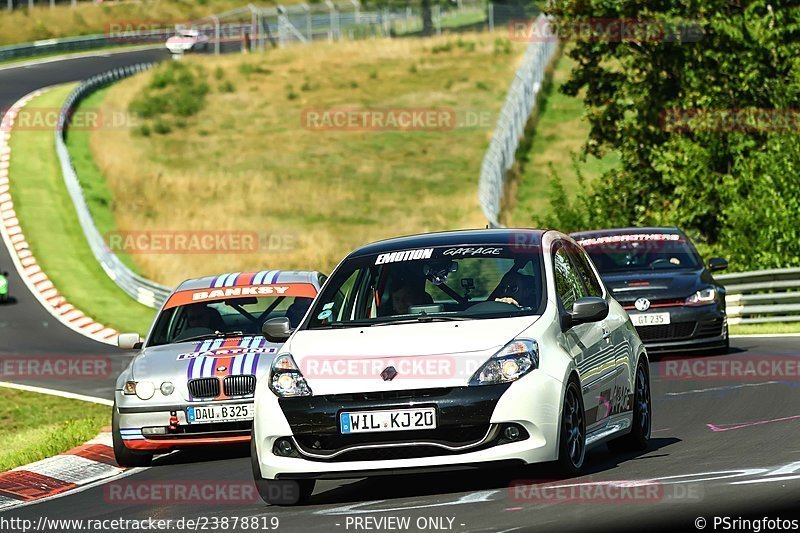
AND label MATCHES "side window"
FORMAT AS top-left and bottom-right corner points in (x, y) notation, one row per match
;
(568, 244), (604, 298)
(553, 245), (588, 309)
